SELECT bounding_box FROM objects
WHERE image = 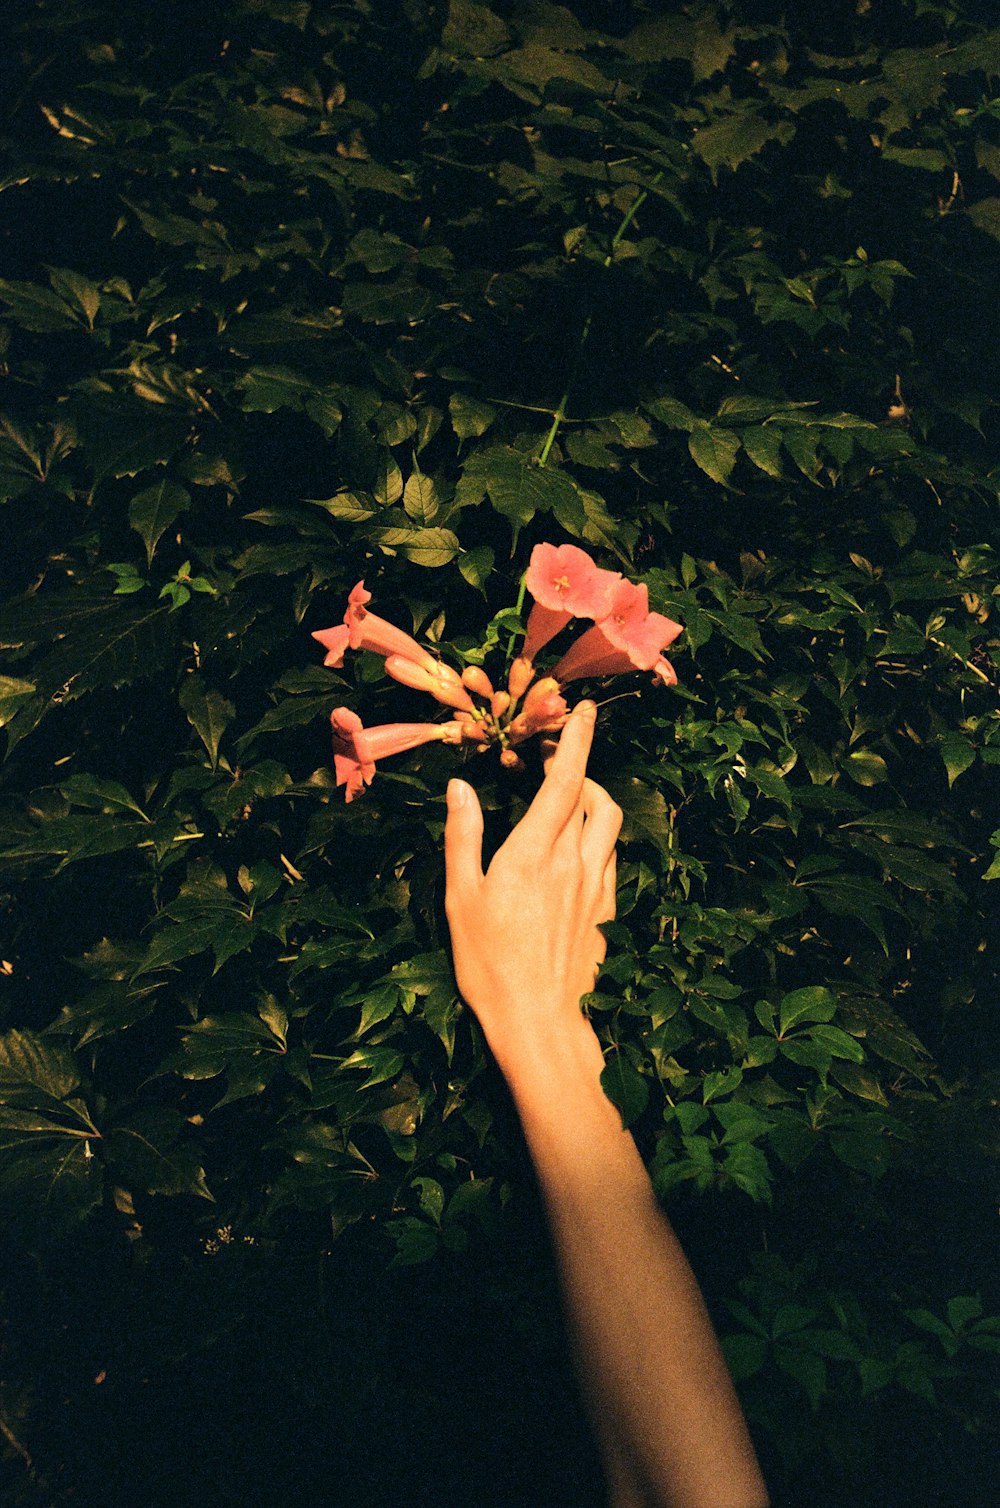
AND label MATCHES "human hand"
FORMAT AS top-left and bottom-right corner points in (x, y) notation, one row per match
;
(443, 699), (622, 1074)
